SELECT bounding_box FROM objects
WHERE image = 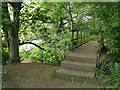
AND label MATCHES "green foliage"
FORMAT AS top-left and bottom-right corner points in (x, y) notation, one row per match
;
(2, 40), (7, 48)
(2, 3), (11, 32)
(61, 75), (72, 80)
(2, 69), (9, 81)
(94, 63), (118, 88)
(2, 83), (8, 89)
(60, 75), (94, 84)
(78, 77), (90, 83)
(51, 69), (57, 78)
(2, 69), (10, 89)
(90, 35), (99, 41)
(2, 48), (9, 65)
(89, 2), (120, 56)
(19, 2), (90, 66)
(20, 30), (71, 66)
(20, 46), (65, 66)
(2, 3), (119, 88)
